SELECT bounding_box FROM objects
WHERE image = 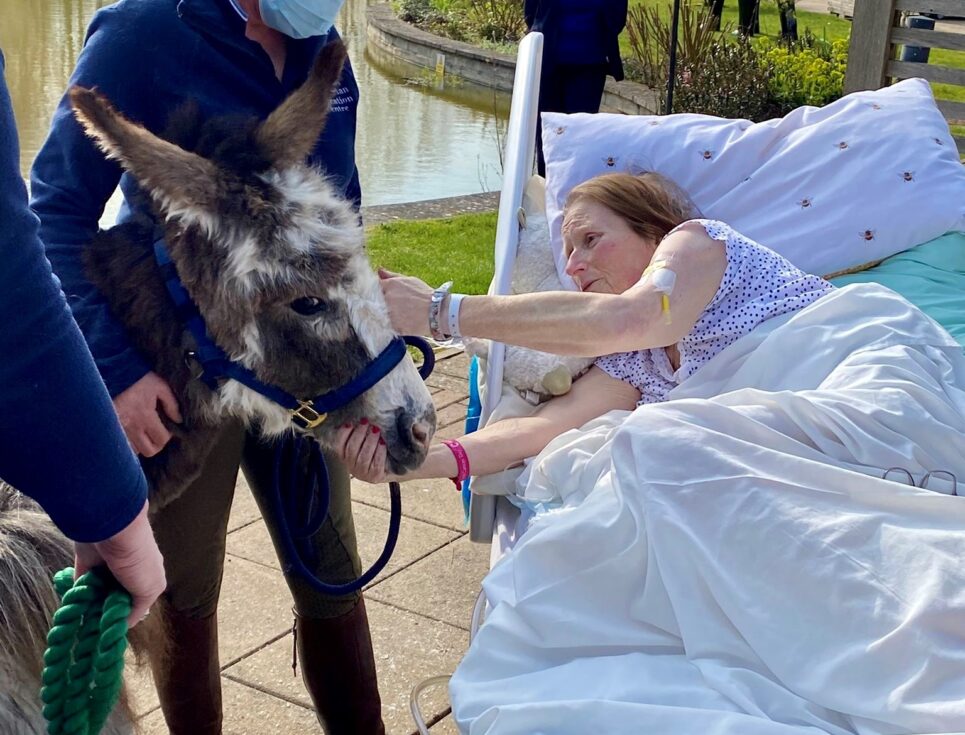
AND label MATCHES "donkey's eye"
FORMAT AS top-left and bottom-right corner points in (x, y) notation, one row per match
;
(290, 297), (329, 316)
